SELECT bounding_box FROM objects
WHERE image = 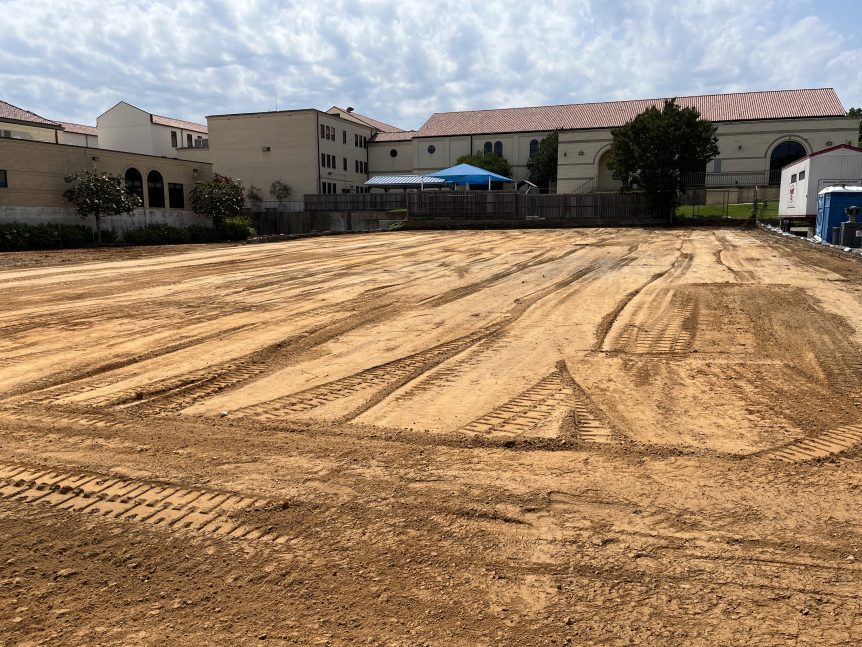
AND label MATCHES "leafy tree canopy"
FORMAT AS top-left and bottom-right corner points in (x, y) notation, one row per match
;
(848, 107), (861, 145)
(456, 151), (512, 179)
(63, 170), (141, 243)
(527, 132), (558, 188)
(190, 173), (244, 226)
(608, 99), (720, 196)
